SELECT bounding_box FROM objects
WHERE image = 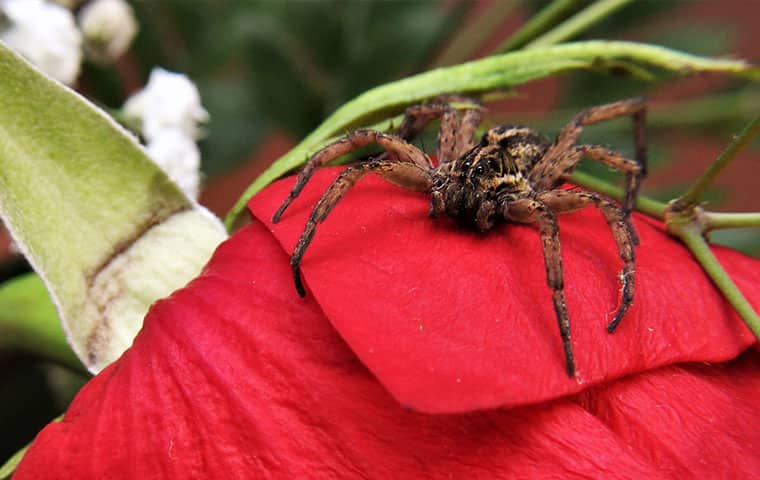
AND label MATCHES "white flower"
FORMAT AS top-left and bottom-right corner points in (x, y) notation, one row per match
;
(78, 0), (137, 63)
(0, 0), (82, 85)
(124, 67), (209, 142)
(145, 129), (202, 199)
